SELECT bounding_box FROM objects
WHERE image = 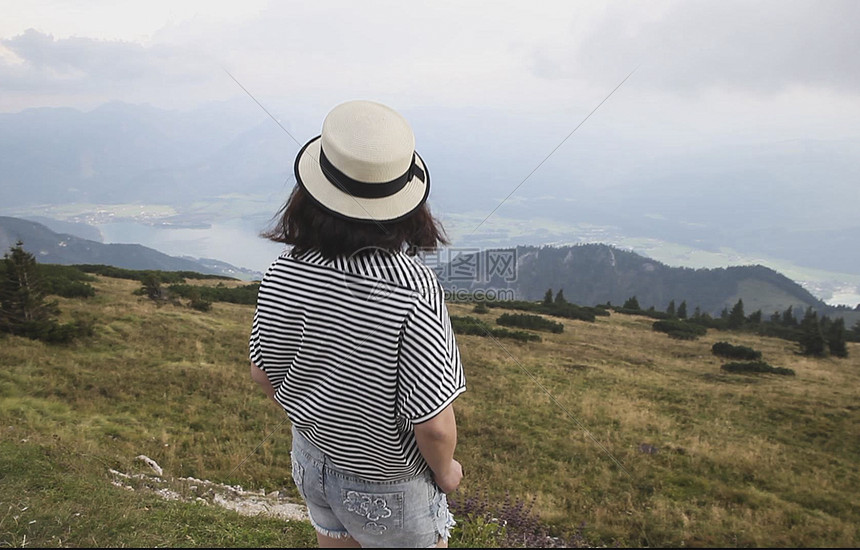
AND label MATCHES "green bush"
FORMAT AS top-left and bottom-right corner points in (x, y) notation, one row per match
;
(74, 265), (235, 283)
(652, 319), (707, 339)
(720, 361), (795, 376)
(12, 319), (92, 344)
(450, 316), (541, 342)
(497, 313), (563, 333)
(38, 265), (97, 298)
(711, 342), (762, 360)
(482, 300), (602, 322)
